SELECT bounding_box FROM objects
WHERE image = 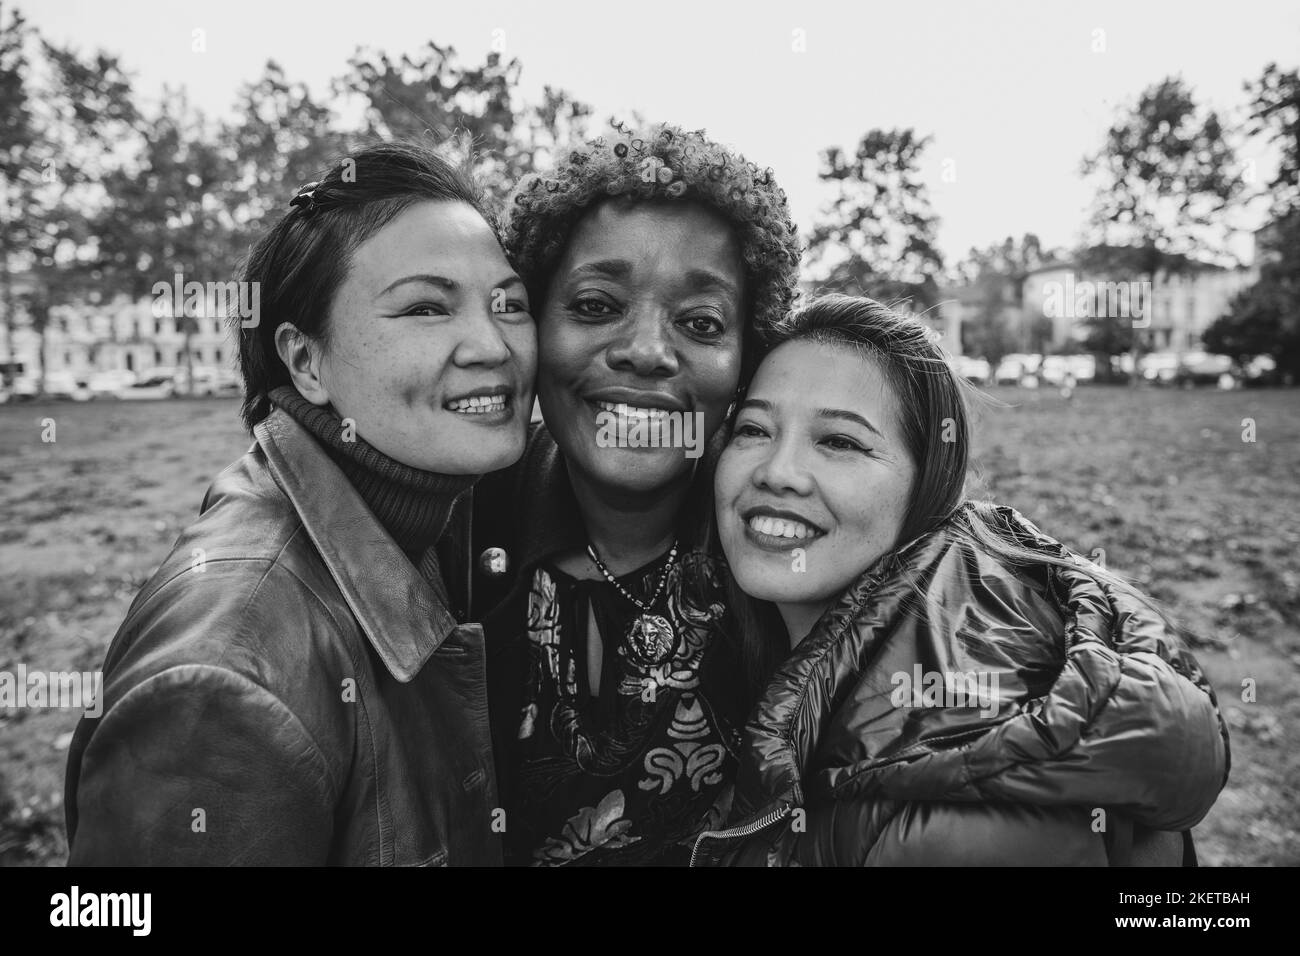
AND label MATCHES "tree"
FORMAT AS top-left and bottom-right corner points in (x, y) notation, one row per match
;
(1204, 209), (1300, 378)
(335, 43), (591, 207)
(1202, 63), (1300, 379)
(953, 234), (1052, 361)
(1, 18), (137, 395)
(1080, 76), (1243, 381)
(221, 62), (349, 250)
(808, 128), (944, 311)
(0, 5), (36, 386)
(94, 88), (239, 392)
(1244, 62), (1300, 218)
